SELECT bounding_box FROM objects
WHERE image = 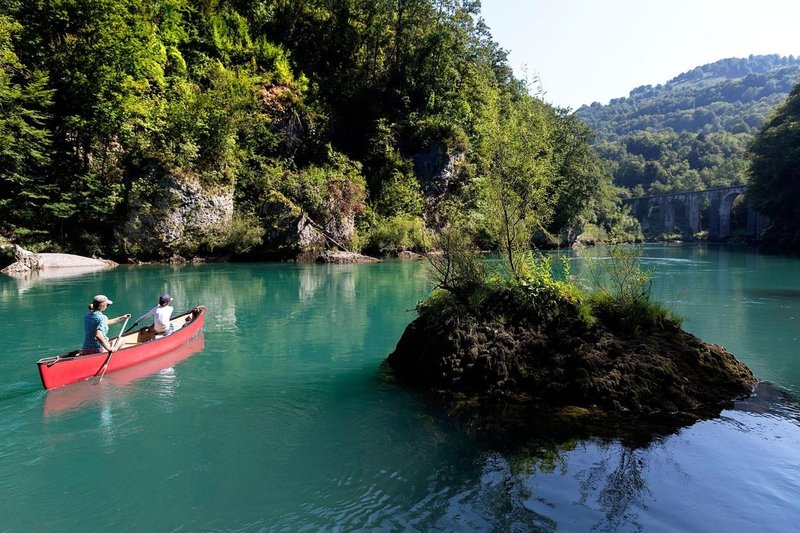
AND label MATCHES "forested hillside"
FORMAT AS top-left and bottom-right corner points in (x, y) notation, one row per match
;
(576, 55), (800, 195)
(0, 0), (629, 260)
